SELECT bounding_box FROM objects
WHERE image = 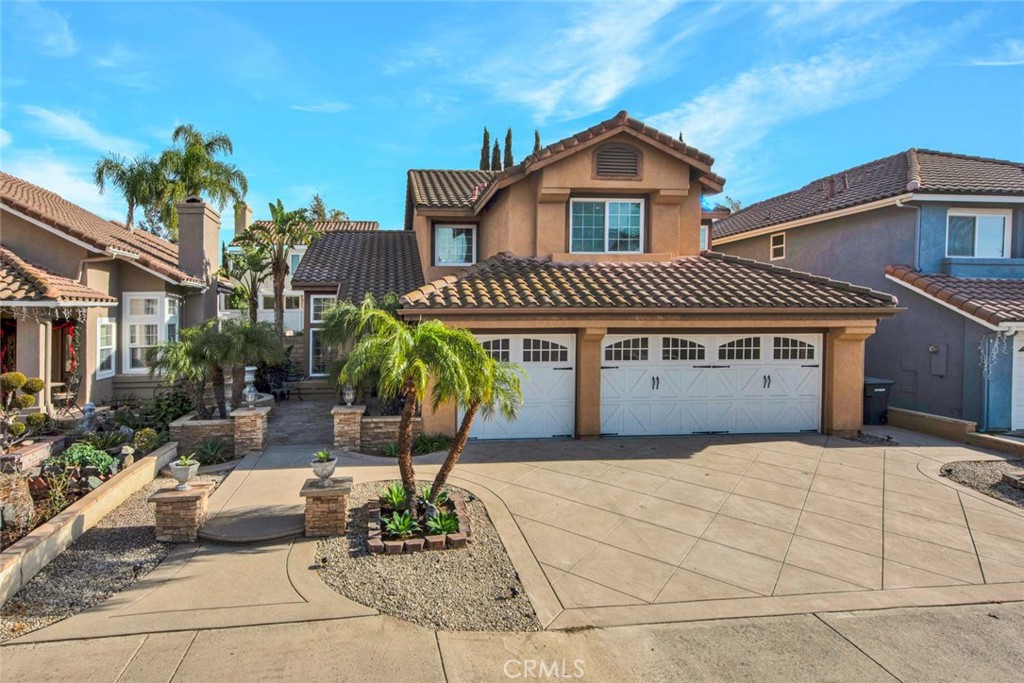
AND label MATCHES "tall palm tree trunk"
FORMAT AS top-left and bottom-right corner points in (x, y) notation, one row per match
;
(395, 383), (419, 509)
(430, 401), (479, 503)
(273, 267), (286, 342)
(231, 364), (245, 409)
(212, 365), (228, 418)
(125, 199), (135, 230)
(248, 294), (258, 325)
(191, 381), (211, 420)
